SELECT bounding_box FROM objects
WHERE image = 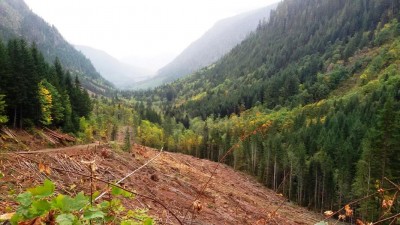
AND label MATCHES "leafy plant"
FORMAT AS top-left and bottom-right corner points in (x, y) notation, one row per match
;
(9, 179), (154, 225)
